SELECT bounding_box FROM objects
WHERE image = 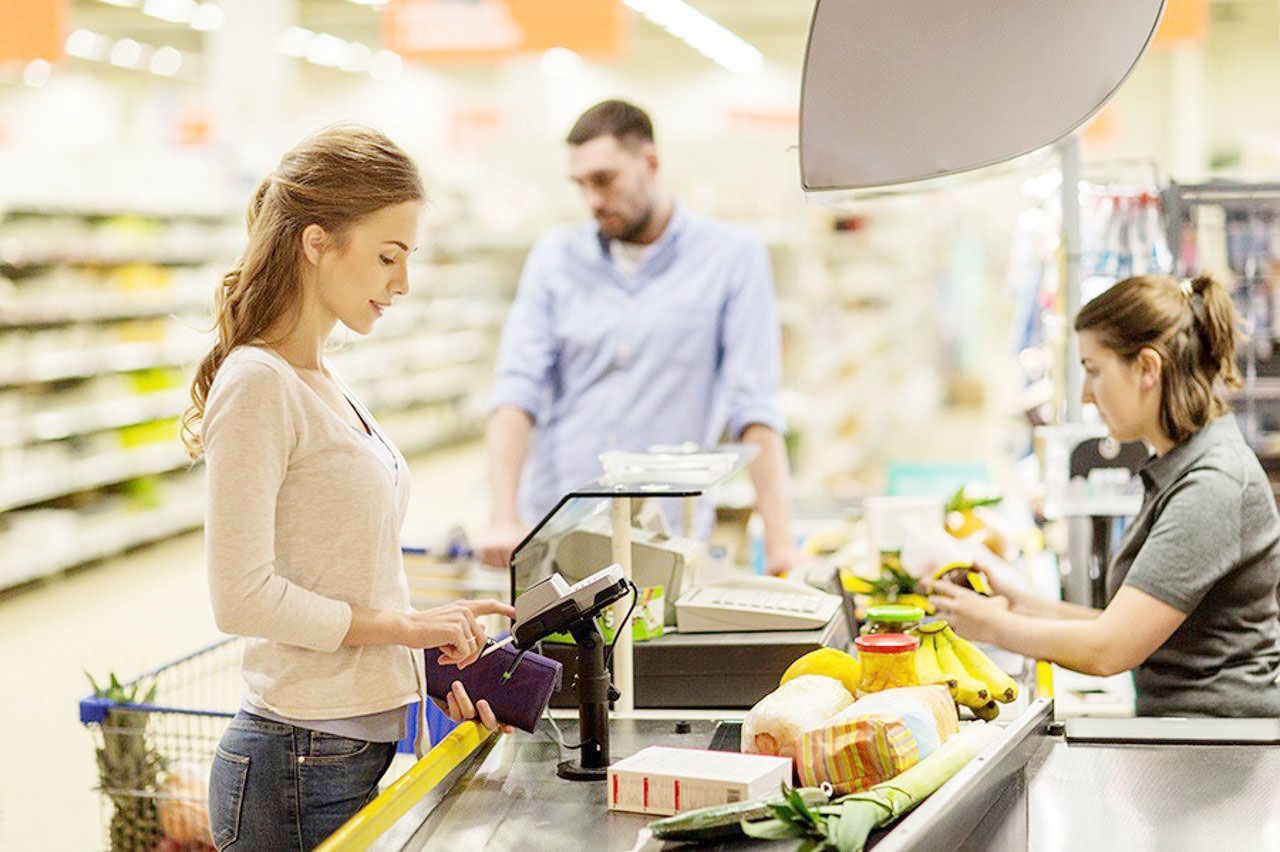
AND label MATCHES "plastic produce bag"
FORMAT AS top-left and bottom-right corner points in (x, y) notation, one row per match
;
(741, 675), (854, 760)
(797, 685), (958, 794)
